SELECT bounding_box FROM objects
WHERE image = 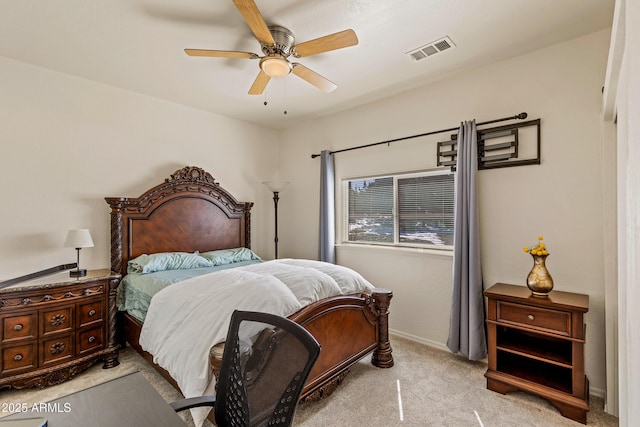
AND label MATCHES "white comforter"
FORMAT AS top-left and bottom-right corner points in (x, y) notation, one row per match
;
(139, 259), (375, 426)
